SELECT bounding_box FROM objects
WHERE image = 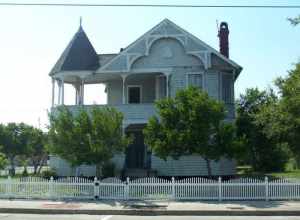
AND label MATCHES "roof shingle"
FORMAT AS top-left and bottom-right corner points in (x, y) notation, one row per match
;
(50, 26), (99, 75)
